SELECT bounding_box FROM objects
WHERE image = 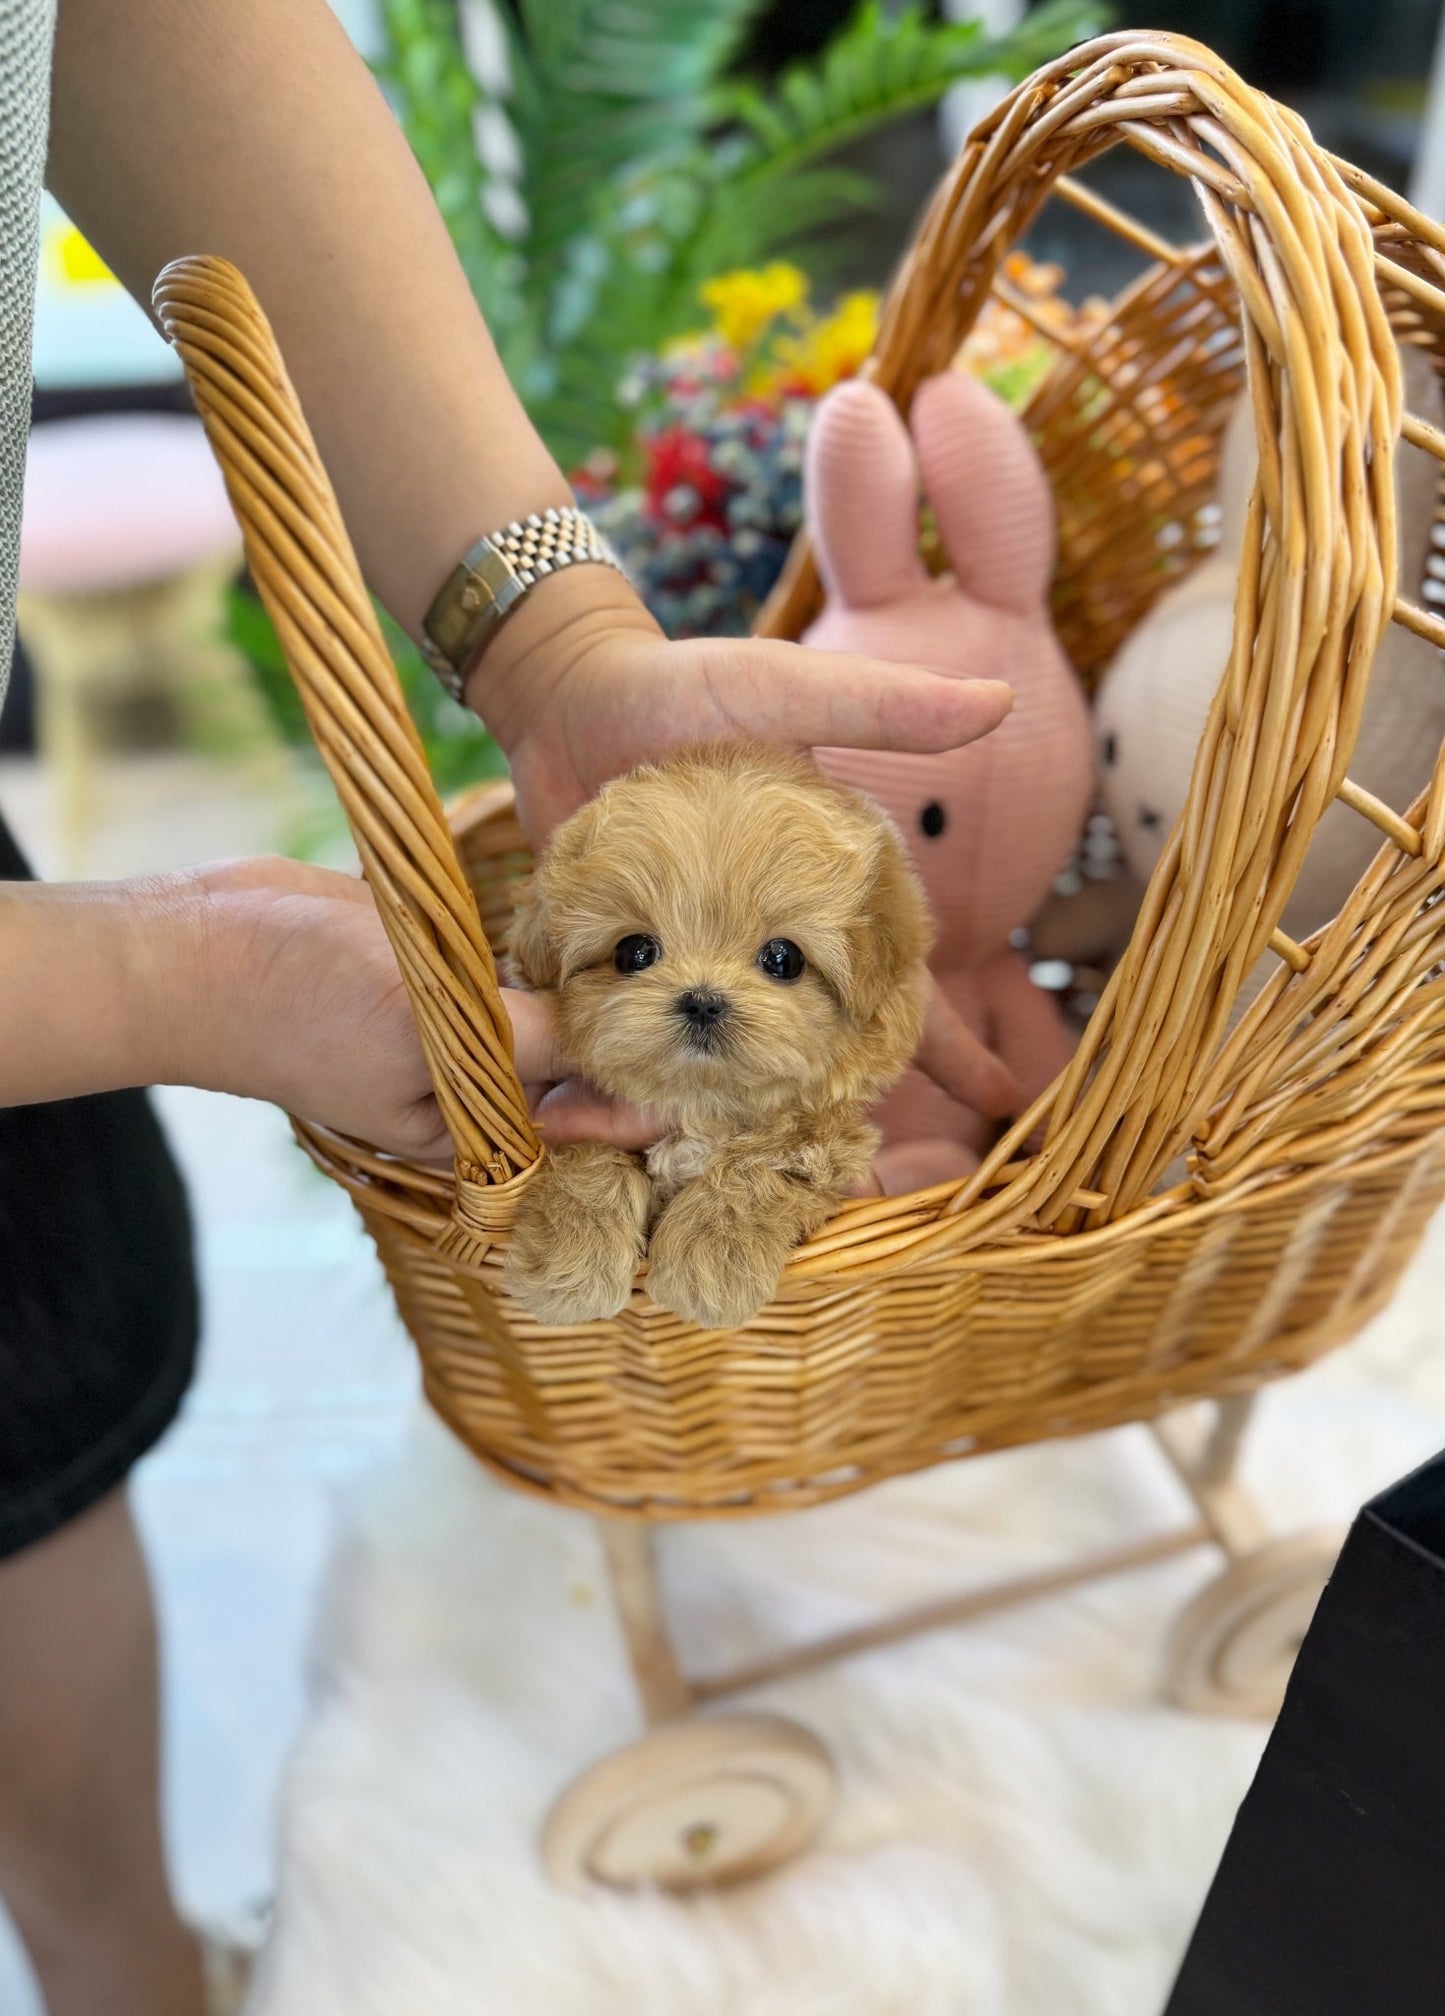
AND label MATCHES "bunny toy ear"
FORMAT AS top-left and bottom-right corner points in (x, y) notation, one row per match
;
(910, 372), (1056, 614)
(806, 378), (928, 609)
